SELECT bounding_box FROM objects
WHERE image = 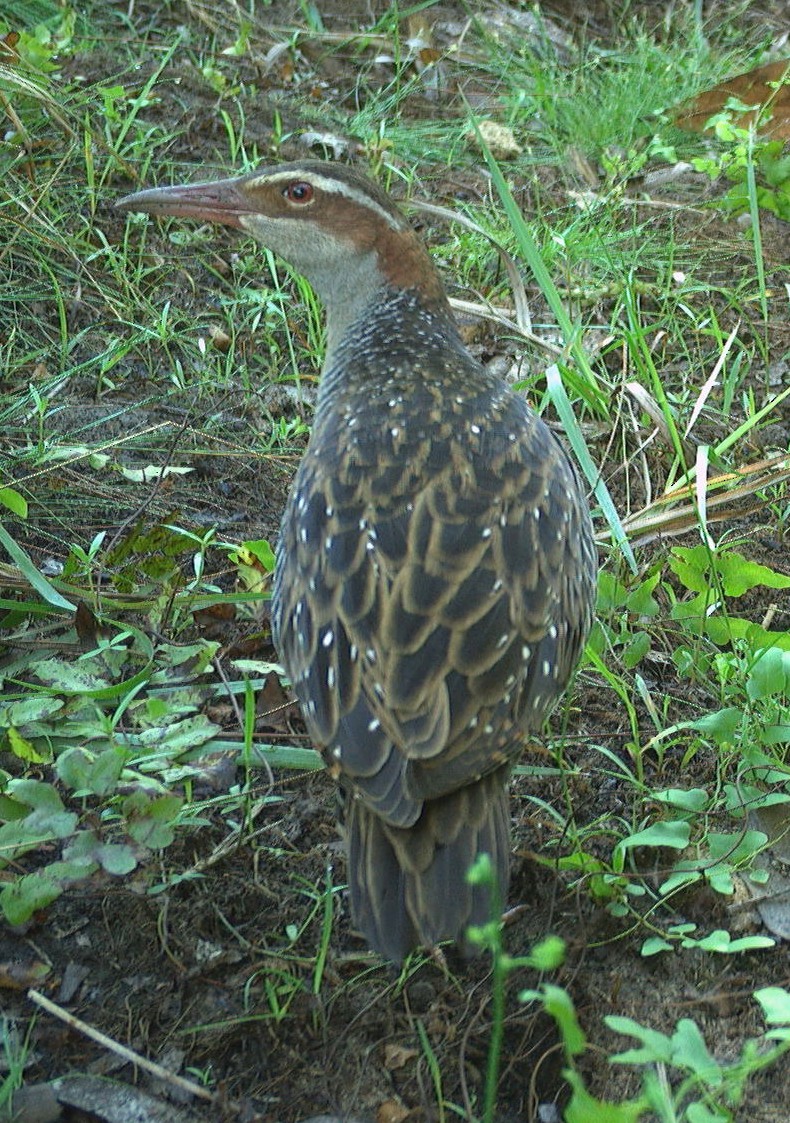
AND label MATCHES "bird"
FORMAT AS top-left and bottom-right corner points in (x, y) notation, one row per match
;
(117, 160), (597, 964)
